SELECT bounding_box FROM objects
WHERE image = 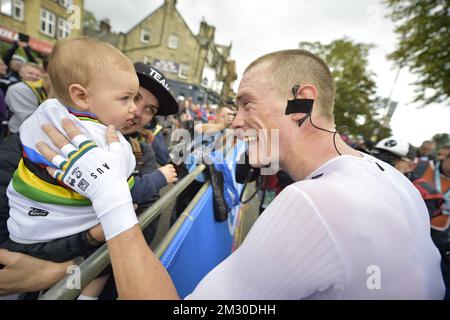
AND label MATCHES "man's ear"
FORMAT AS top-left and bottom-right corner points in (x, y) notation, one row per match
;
(294, 84), (317, 100)
(68, 84), (90, 111)
(289, 84), (317, 123)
